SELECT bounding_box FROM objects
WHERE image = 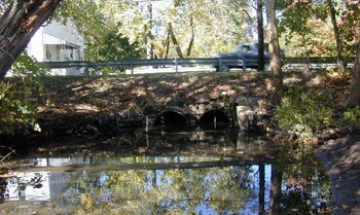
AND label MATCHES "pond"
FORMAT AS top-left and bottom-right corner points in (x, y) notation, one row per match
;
(0, 129), (332, 215)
